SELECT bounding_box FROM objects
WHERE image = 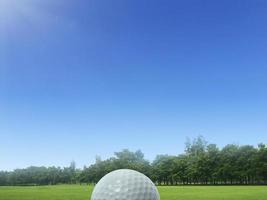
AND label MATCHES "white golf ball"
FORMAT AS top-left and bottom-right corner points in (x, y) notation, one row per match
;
(91, 169), (160, 200)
